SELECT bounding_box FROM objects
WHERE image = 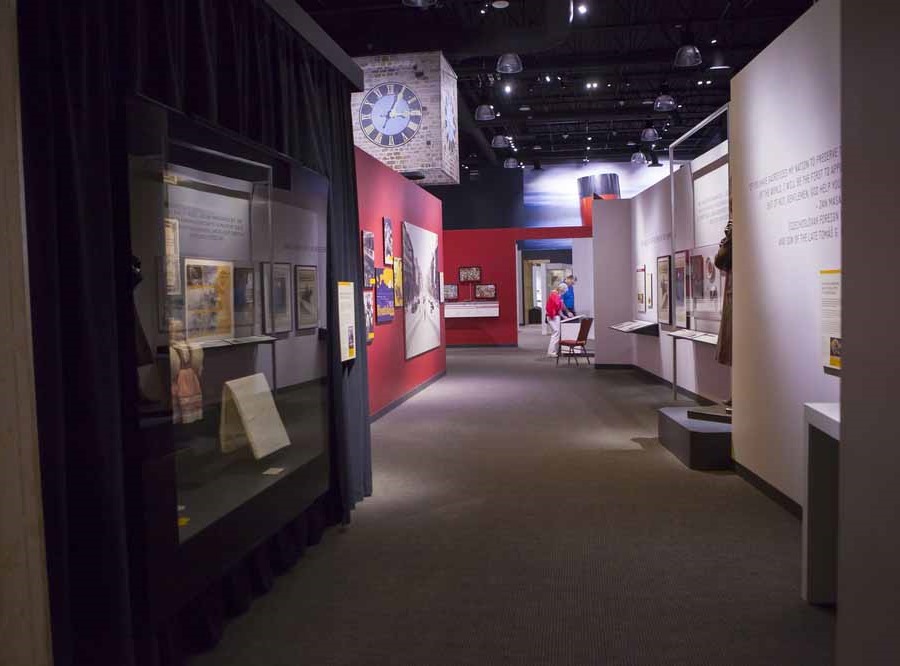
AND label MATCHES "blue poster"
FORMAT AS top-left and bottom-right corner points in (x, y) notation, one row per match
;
(376, 267), (395, 324)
